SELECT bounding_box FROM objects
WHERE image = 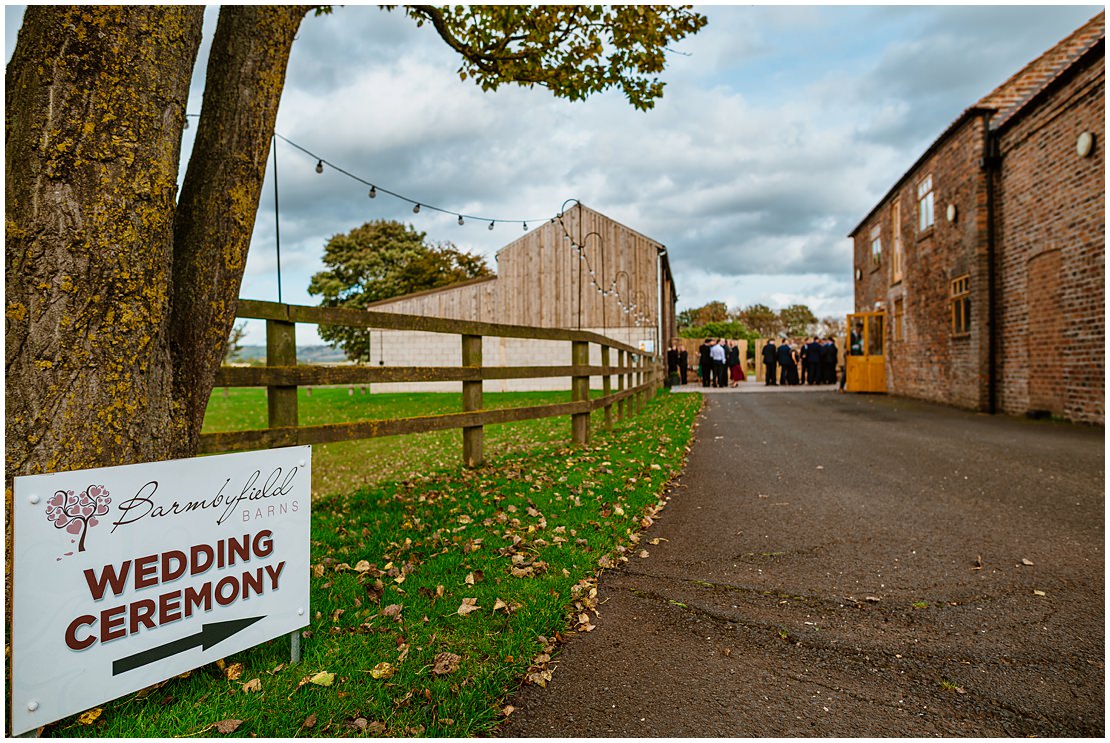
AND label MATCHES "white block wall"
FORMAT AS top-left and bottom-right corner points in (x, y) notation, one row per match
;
(359, 327), (656, 393)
